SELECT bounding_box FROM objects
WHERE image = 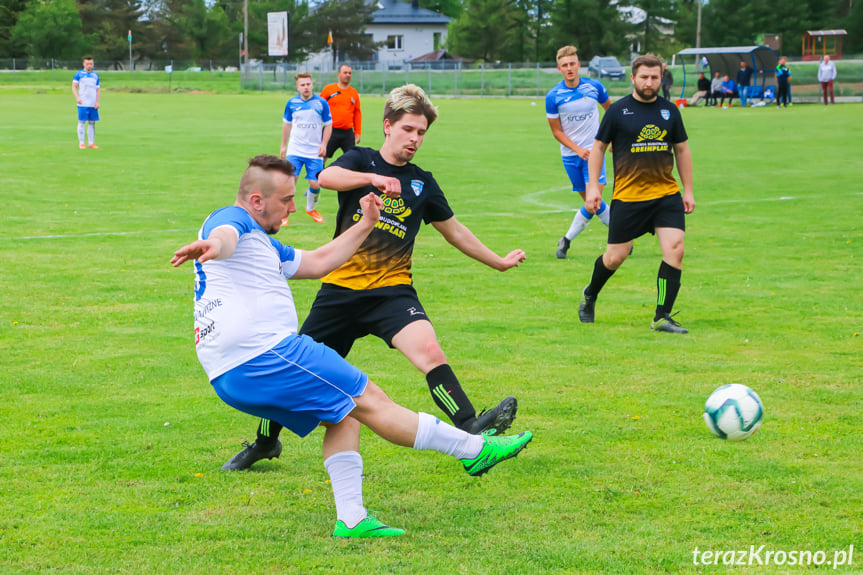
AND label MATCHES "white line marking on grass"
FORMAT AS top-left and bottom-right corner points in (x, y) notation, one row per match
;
(523, 185), (580, 213)
(17, 228), (199, 240)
